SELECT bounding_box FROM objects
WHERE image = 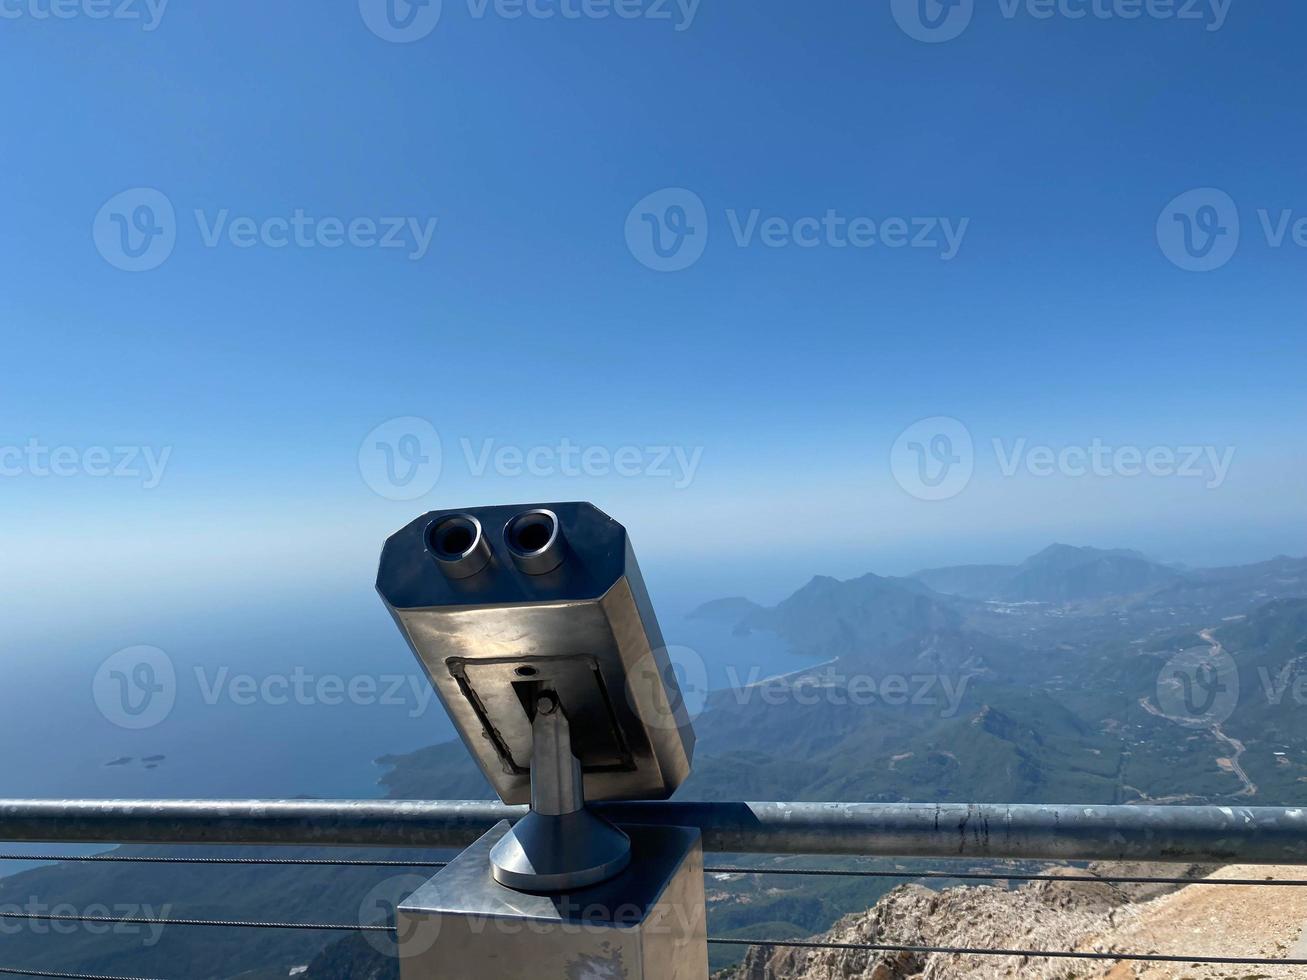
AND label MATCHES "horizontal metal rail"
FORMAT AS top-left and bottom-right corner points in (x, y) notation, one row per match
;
(2, 799), (1307, 864)
(8, 851), (1307, 886)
